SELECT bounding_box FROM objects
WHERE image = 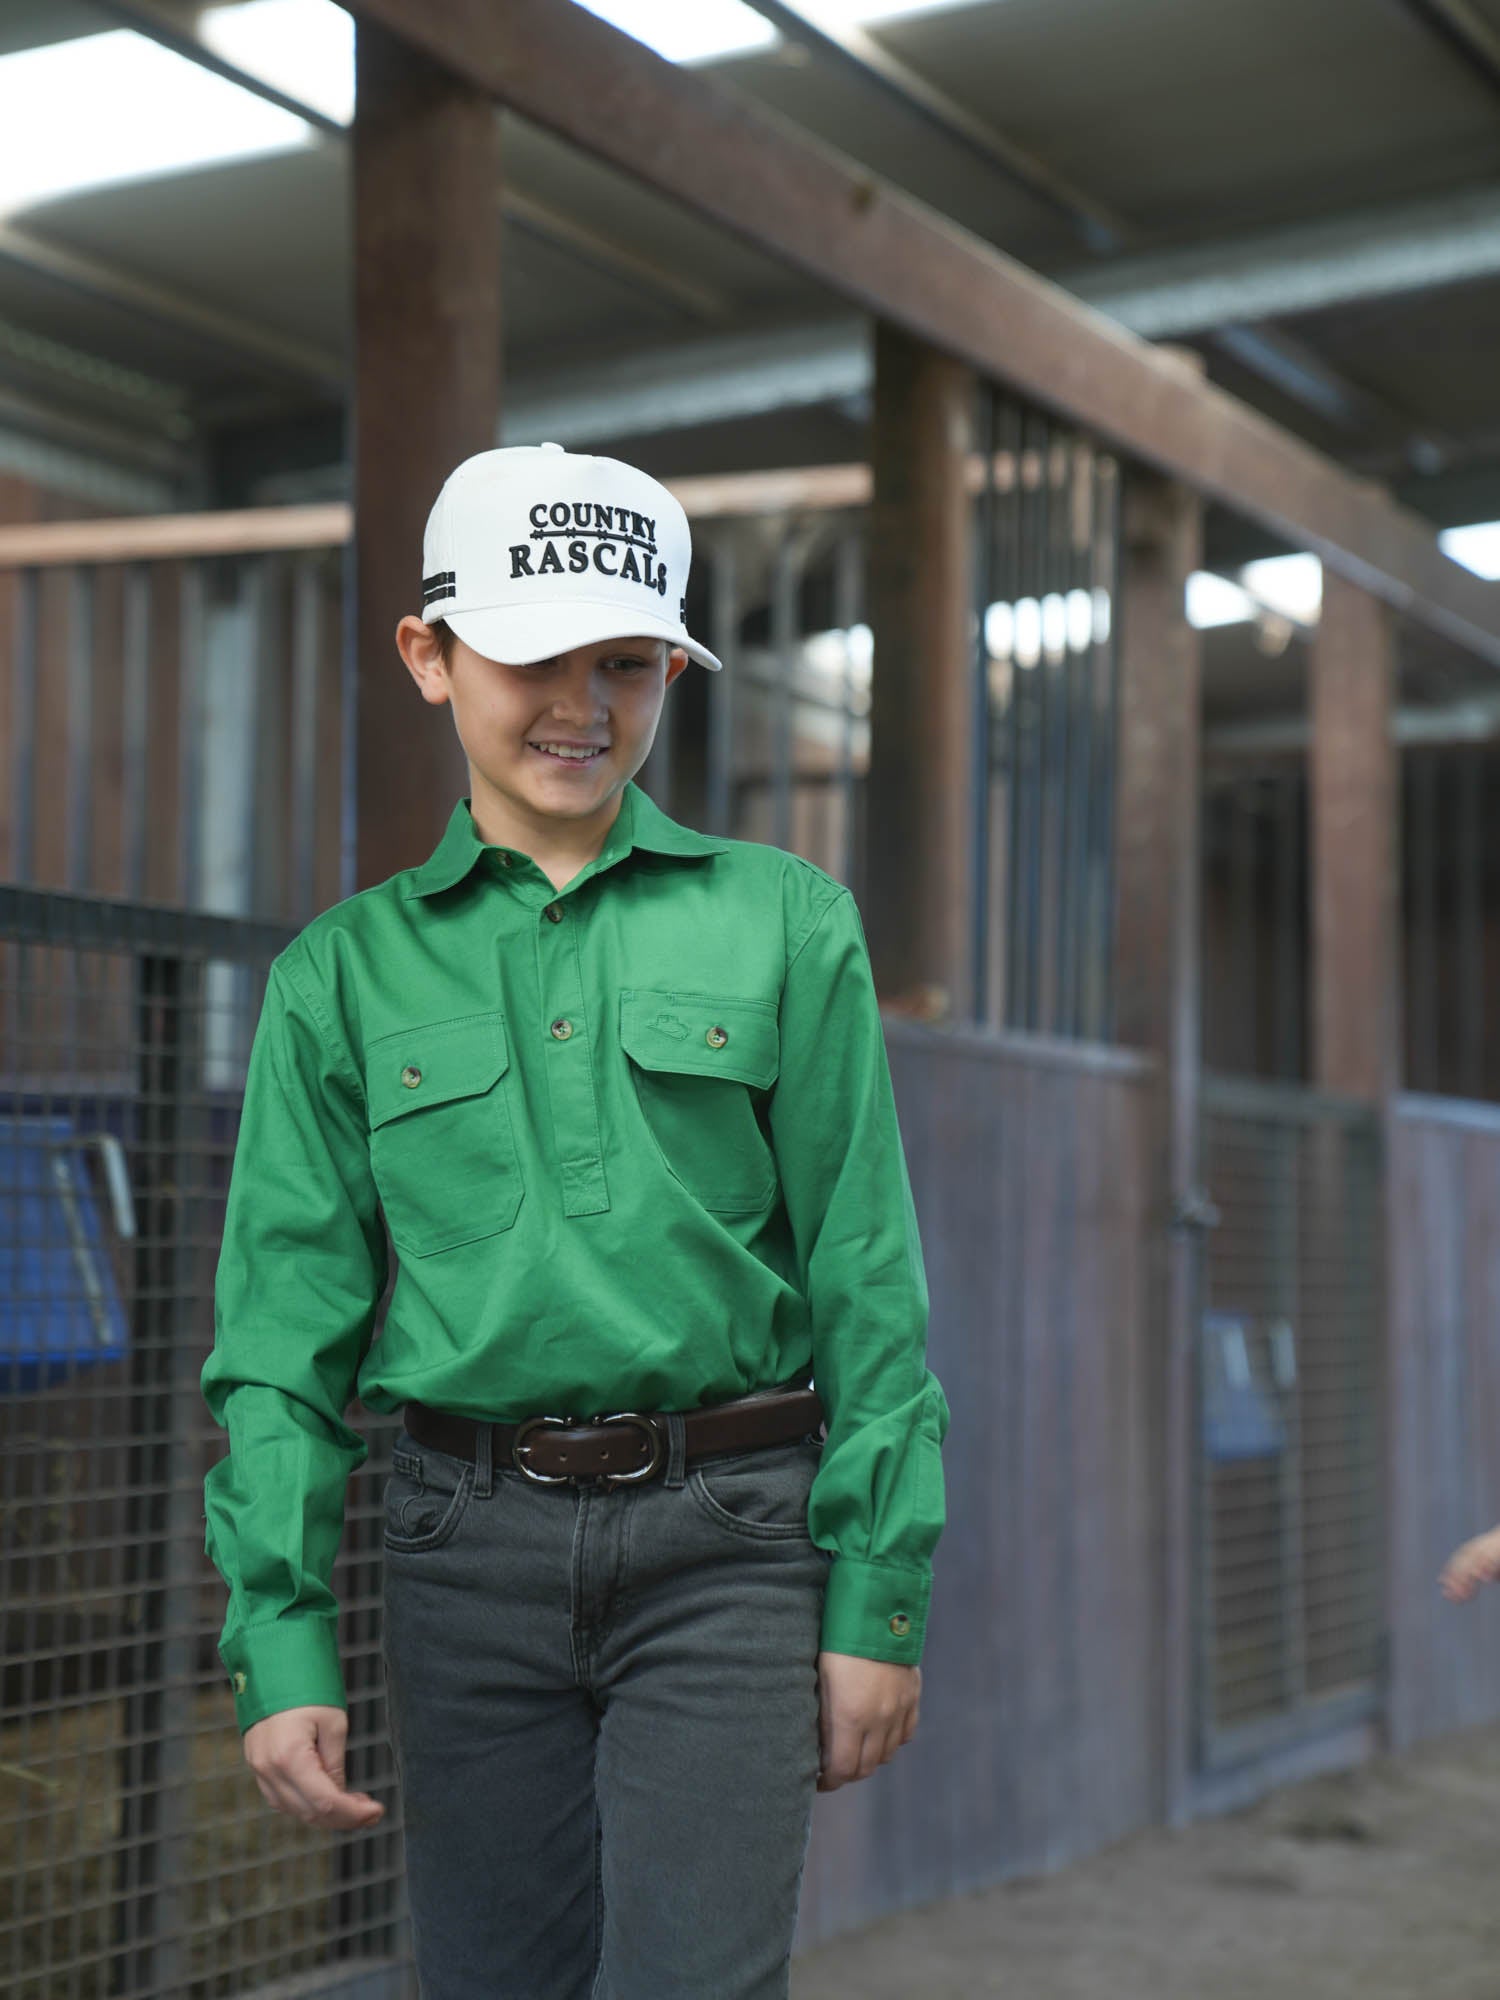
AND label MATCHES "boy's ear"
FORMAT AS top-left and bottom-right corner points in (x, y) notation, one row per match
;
(665, 645), (691, 689)
(396, 615), (452, 705)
